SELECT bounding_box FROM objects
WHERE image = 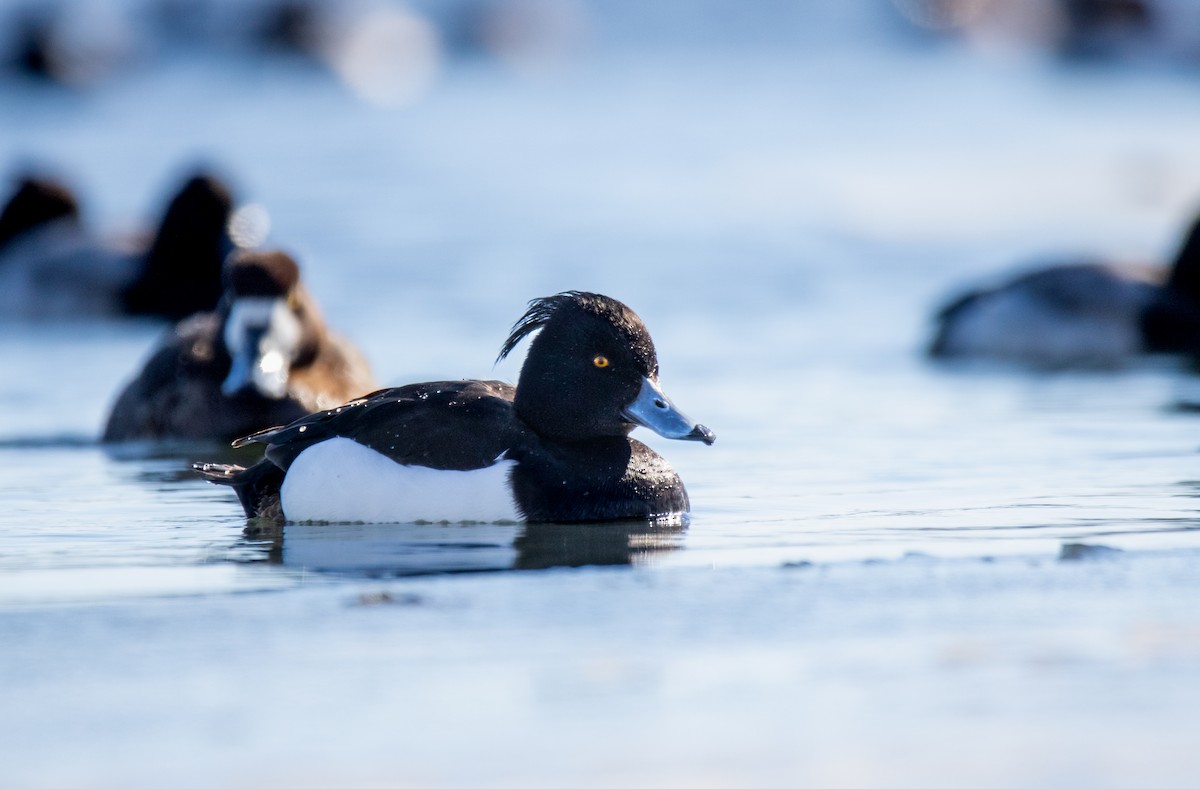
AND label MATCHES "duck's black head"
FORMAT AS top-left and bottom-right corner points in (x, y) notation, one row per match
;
(0, 176), (80, 252)
(217, 249), (319, 401)
(122, 172), (235, 320)
(499, 291), (715, 446)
